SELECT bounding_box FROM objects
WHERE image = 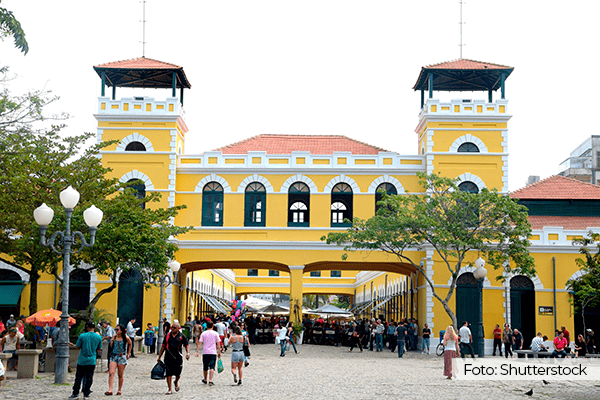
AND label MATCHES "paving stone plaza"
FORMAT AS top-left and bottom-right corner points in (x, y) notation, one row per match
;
(1, 344), (598, 399)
